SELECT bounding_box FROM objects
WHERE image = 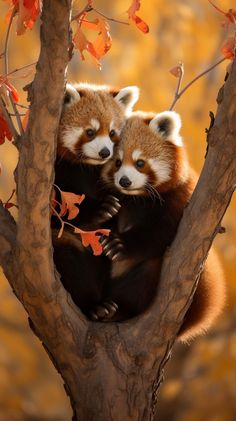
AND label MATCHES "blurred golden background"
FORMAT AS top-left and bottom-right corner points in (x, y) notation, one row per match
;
(0, 0), (236, 420)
